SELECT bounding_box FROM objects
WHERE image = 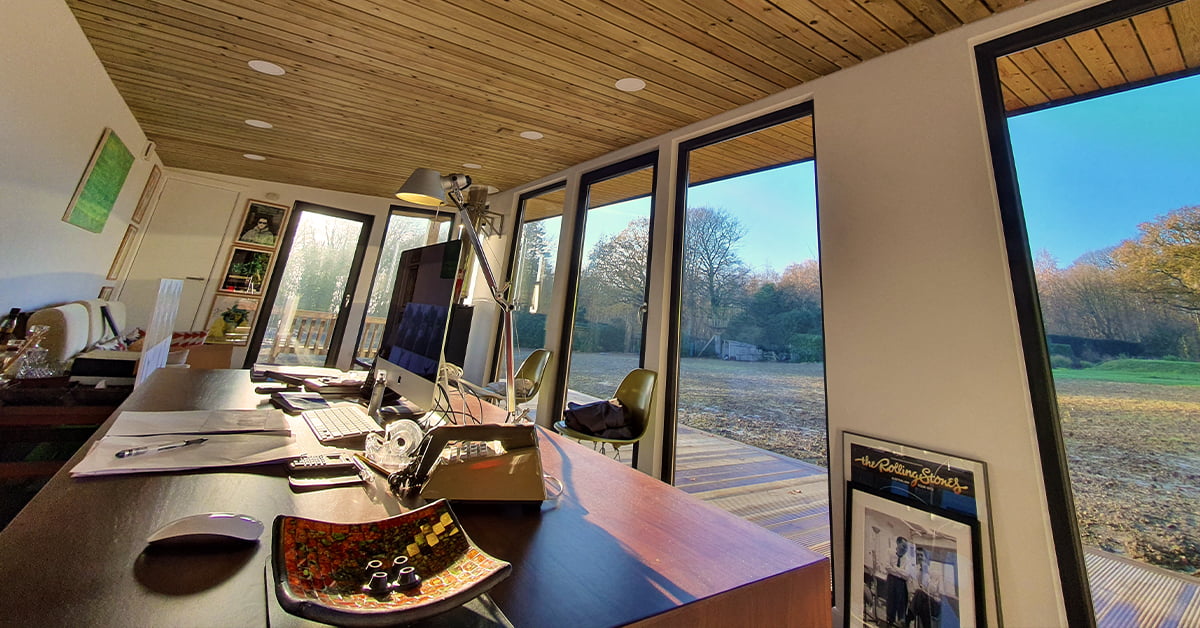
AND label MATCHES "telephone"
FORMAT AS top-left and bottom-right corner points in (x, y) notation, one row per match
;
(400, 424), (547, 504)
